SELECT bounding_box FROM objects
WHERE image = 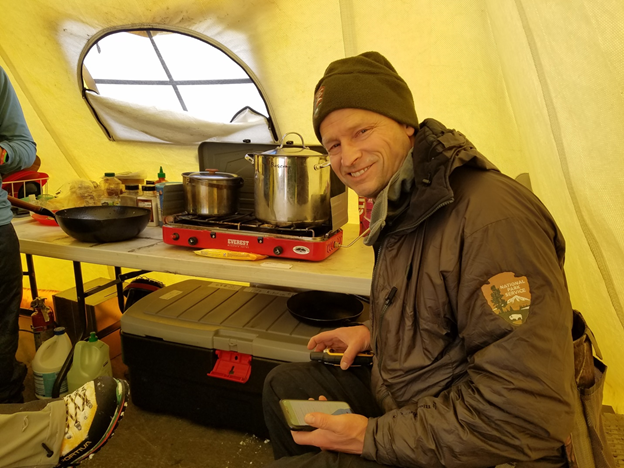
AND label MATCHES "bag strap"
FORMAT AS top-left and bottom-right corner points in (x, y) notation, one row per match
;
(585, 326), (602, 360)
(573, 309), (602, 360)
